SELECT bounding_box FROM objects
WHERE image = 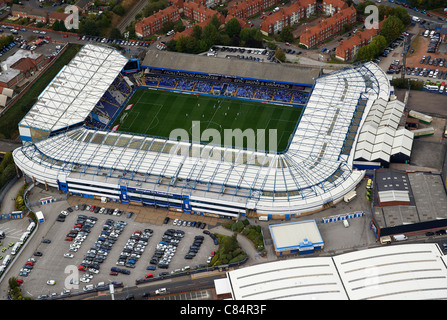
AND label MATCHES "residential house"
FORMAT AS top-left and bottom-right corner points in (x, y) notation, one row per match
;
(135, 6), (181, 38)
(260, 0), (316, 35)
(11, 4), (48, 23)
(335, 18), (385, 61)
(228, 0), (281, 20)
(322, 0), (348, 16)
(48, 11), (70, 25)
(0, 50), (45, 89)
(182, 0), (221, 23)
